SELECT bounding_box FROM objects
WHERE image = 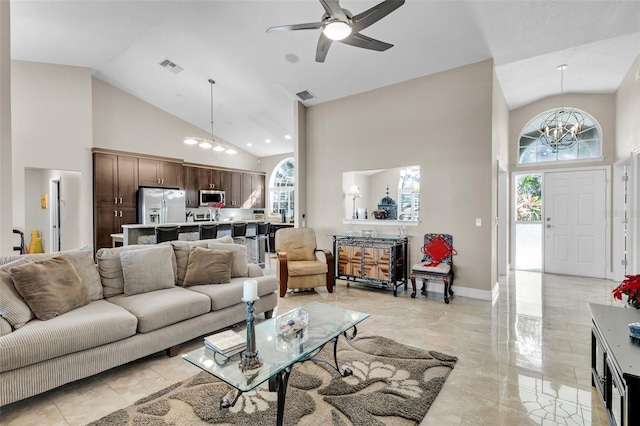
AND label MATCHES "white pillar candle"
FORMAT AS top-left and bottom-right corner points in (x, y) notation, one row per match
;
(243, 279), (259, 301)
